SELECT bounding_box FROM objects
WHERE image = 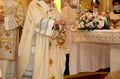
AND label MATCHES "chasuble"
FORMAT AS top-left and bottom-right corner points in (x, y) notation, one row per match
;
(18, 0), (66, 79)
